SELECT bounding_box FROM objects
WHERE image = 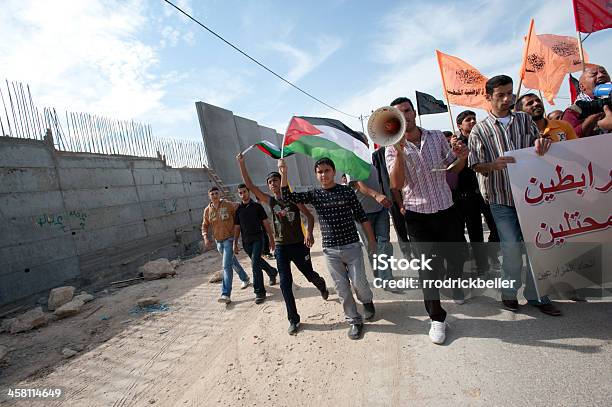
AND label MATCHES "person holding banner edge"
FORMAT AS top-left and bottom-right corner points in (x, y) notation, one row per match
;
(468, 74), (561, 316)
